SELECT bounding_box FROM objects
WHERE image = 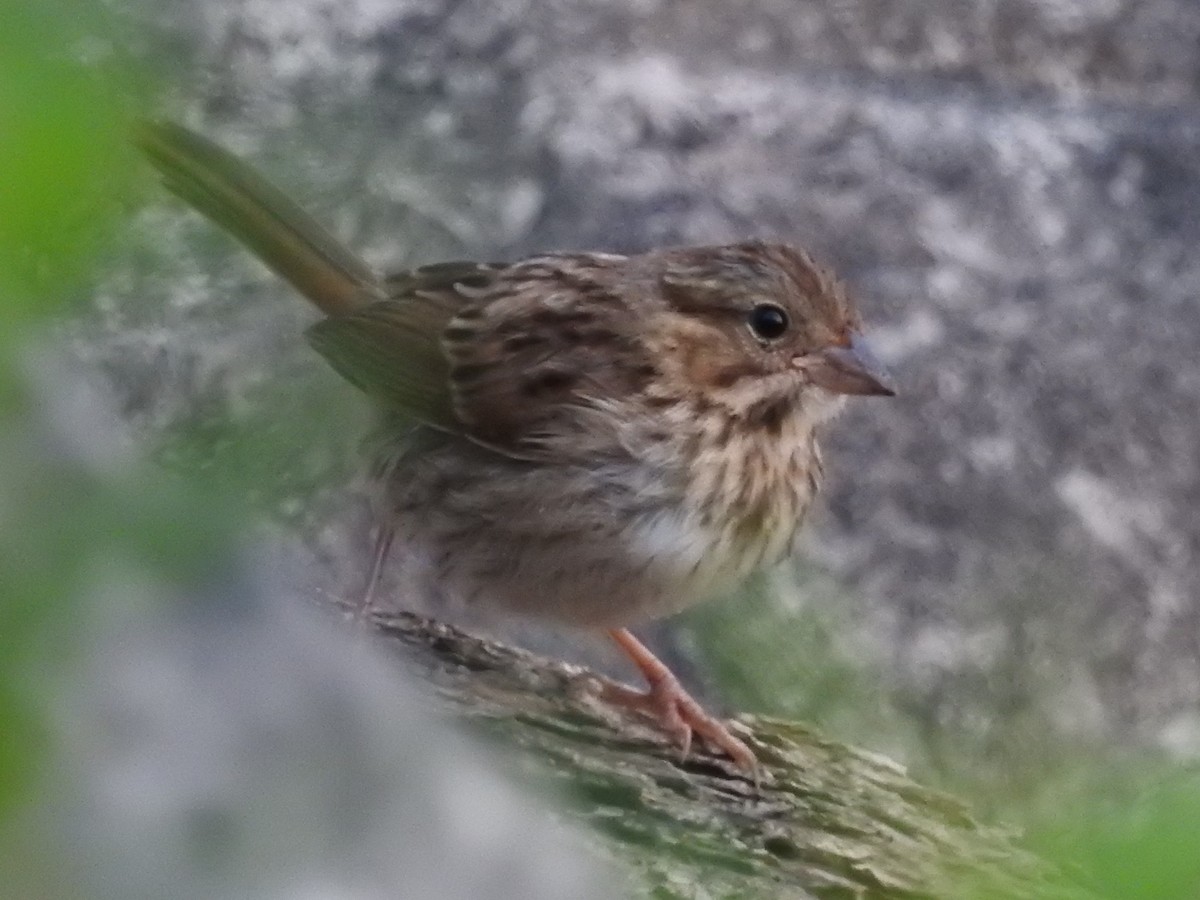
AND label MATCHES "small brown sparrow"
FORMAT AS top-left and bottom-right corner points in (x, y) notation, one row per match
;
(137, 121), (894, 771)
